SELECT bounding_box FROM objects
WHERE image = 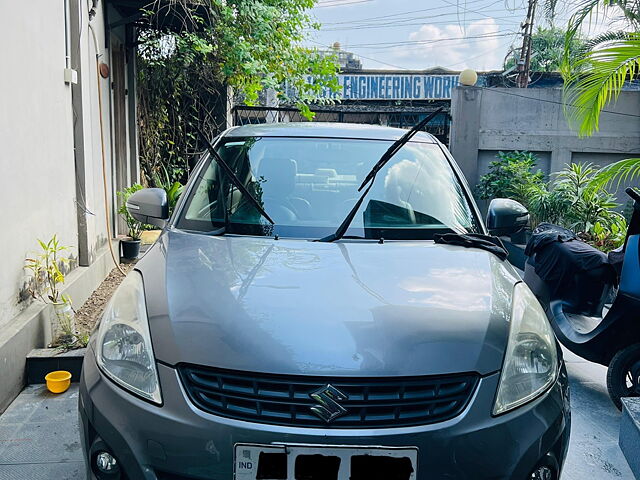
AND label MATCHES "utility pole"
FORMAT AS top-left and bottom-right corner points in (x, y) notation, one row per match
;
(516, 0), (537, 88)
